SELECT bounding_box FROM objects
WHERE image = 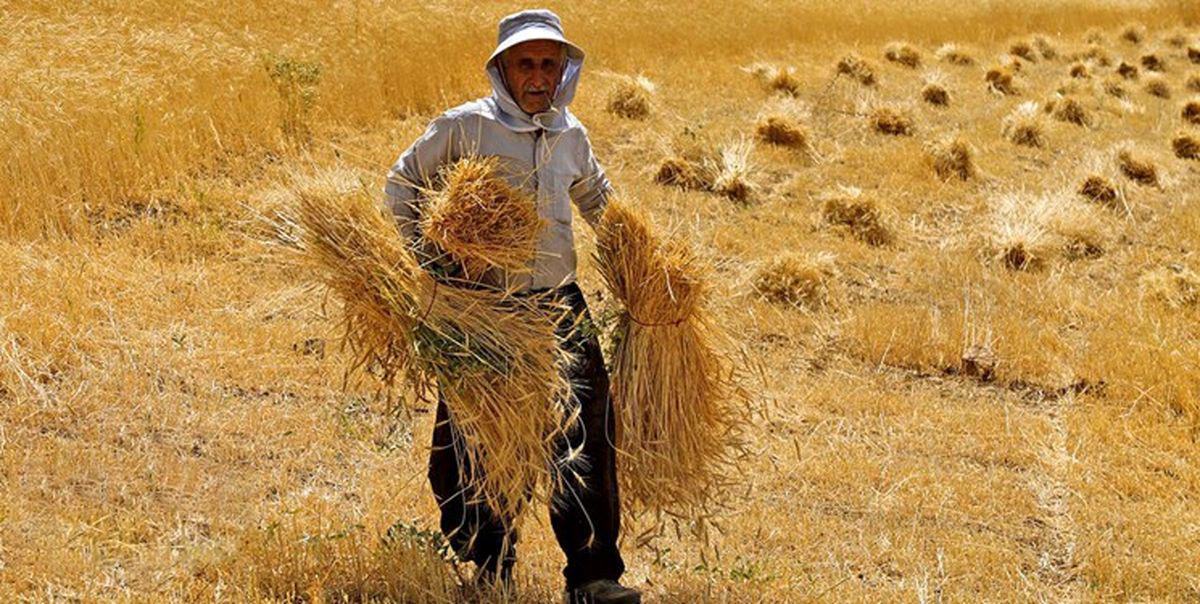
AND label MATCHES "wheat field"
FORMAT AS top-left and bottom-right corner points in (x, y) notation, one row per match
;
(3, 0), (1200, 601)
